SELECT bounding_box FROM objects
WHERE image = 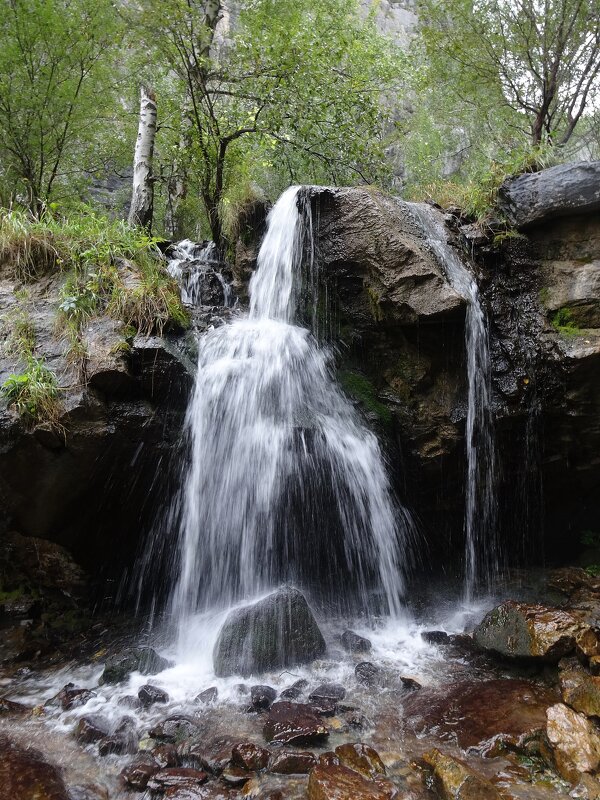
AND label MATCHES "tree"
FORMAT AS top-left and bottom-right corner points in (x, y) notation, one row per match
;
(0, 0), (121, 214)
(133, 0), (403, 247)
(418, 0), (600, 148)
(129, 85), (158, 230)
